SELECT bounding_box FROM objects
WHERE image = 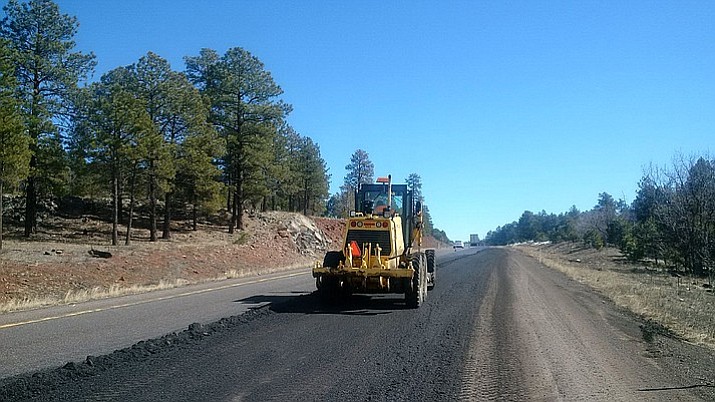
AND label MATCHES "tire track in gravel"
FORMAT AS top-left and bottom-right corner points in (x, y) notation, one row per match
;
(458, 263), (500, 400)
(458, 249), (531, 401)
